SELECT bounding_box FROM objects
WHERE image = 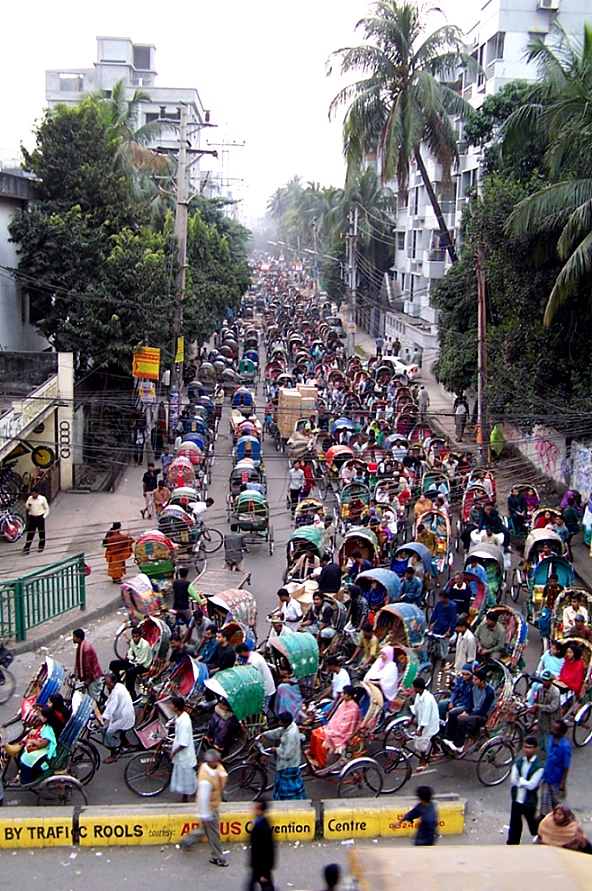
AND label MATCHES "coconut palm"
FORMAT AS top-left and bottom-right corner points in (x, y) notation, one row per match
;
(328, 0), (480, 264)
(505, 24), (592, 324)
